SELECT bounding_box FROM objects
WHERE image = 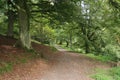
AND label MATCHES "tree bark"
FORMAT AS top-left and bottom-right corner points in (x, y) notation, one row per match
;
(85, 36), (90, 53)
(66, 40), (69, 47)
(17, 0), (31, 49)
(81, 26), (90, 53)
(59, 40), (63, 45)
(69, 32), (72, 49)
(7, 0), (14, 37)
